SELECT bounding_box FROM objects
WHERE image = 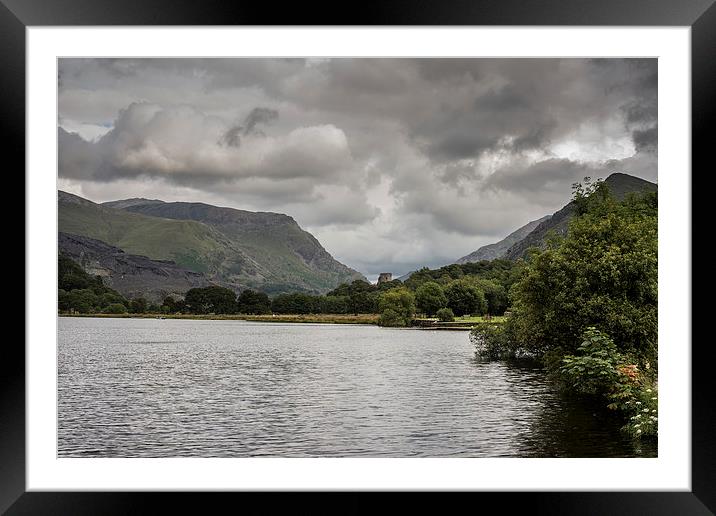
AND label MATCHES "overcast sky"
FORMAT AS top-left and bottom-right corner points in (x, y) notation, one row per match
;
(58, 58), (657, 280)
